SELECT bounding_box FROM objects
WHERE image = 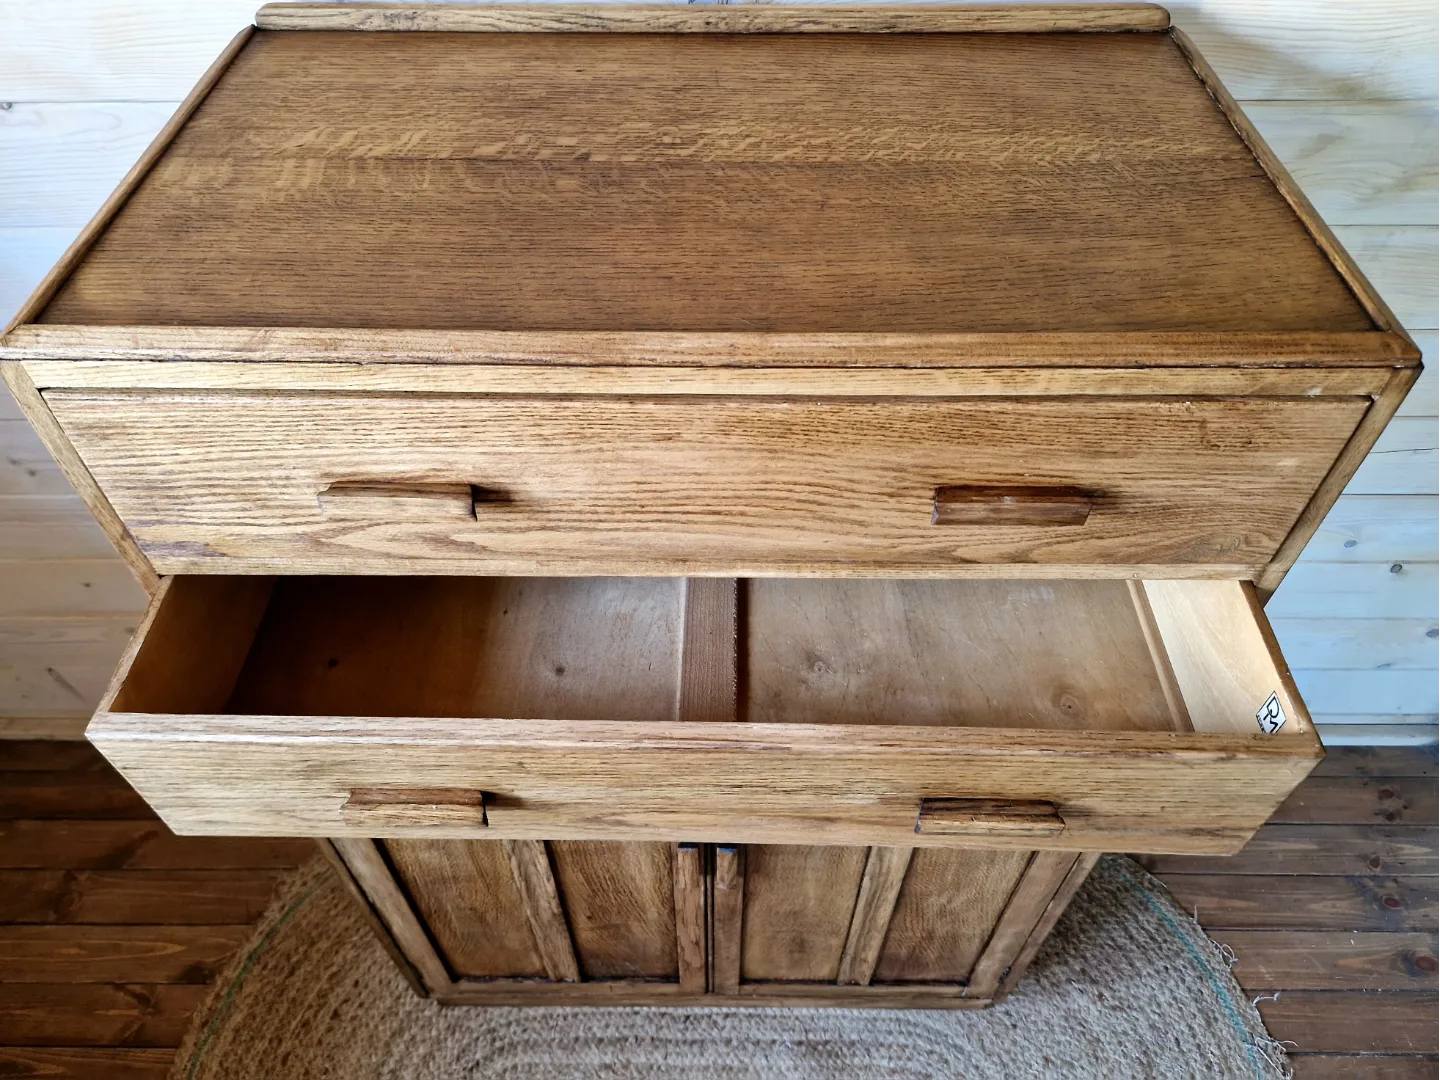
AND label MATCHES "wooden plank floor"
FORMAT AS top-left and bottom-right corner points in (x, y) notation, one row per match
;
(0, 740), (311, 1078)
(1143, 744), (1439, 1079)
(0, 742), (1434, 1076)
